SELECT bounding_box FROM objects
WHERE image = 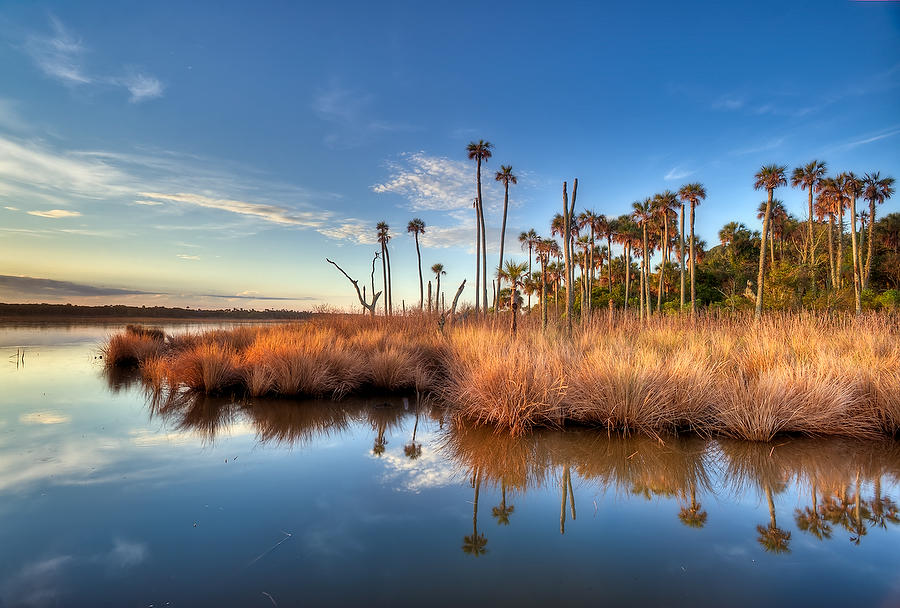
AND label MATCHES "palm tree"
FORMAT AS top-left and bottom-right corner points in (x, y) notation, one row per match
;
(407, 218), (426, 310)
(817, 176), (844, 288)
(653, 191), (678, 313)
(462, 469), (488, 557)
(842, 172), (864, 313)
(757, 483), (791, 554)
(598, 215), (615, 297)
(431, 263), (446, 313)
(498, 261), (528, 334)
(536, 238), (554, 330)
(678, 183), (707, 316)
(791, 160), (827, 269)
(614, 215), (636, 310)
(492, 479), (515, 526)
(467, 140), (493, 316)
(376, 221), (392, 315)
(862, 172), (896, 290)
(756, 199), (785, 268)
(753, 166), (787, 317)
(794, 481), (832, 541)
(495, 165), (517, 308)
(632, 199), (654, 321)
(578, 209), (600, 319)
(518, 229), (539, 310)
(404, 402), (422, 460)
(678, 482), (708, 529)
